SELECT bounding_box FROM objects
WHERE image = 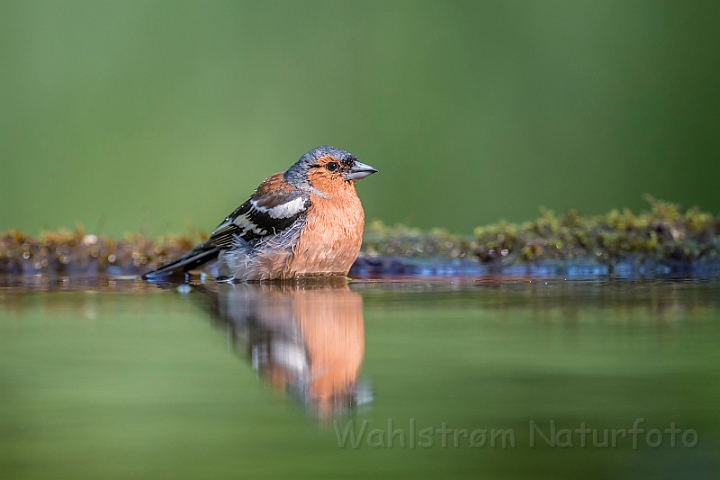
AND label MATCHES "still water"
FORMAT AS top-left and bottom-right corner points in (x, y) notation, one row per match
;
(1, 276), (719, 479)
